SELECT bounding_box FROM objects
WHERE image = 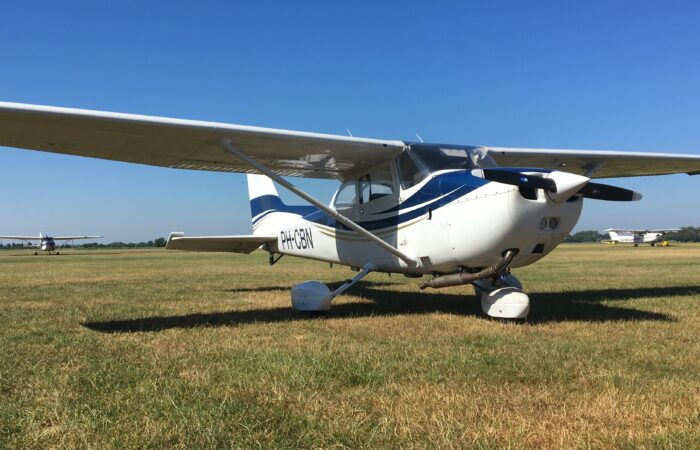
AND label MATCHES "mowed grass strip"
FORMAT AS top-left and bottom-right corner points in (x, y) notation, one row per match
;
(0, 244), (698, 449)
